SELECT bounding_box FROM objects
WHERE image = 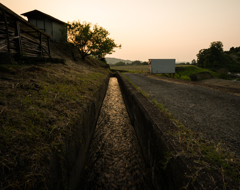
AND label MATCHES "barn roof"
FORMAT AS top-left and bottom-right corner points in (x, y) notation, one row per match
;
(21, 10), (67, 25)
(0, 3), (51, 38)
